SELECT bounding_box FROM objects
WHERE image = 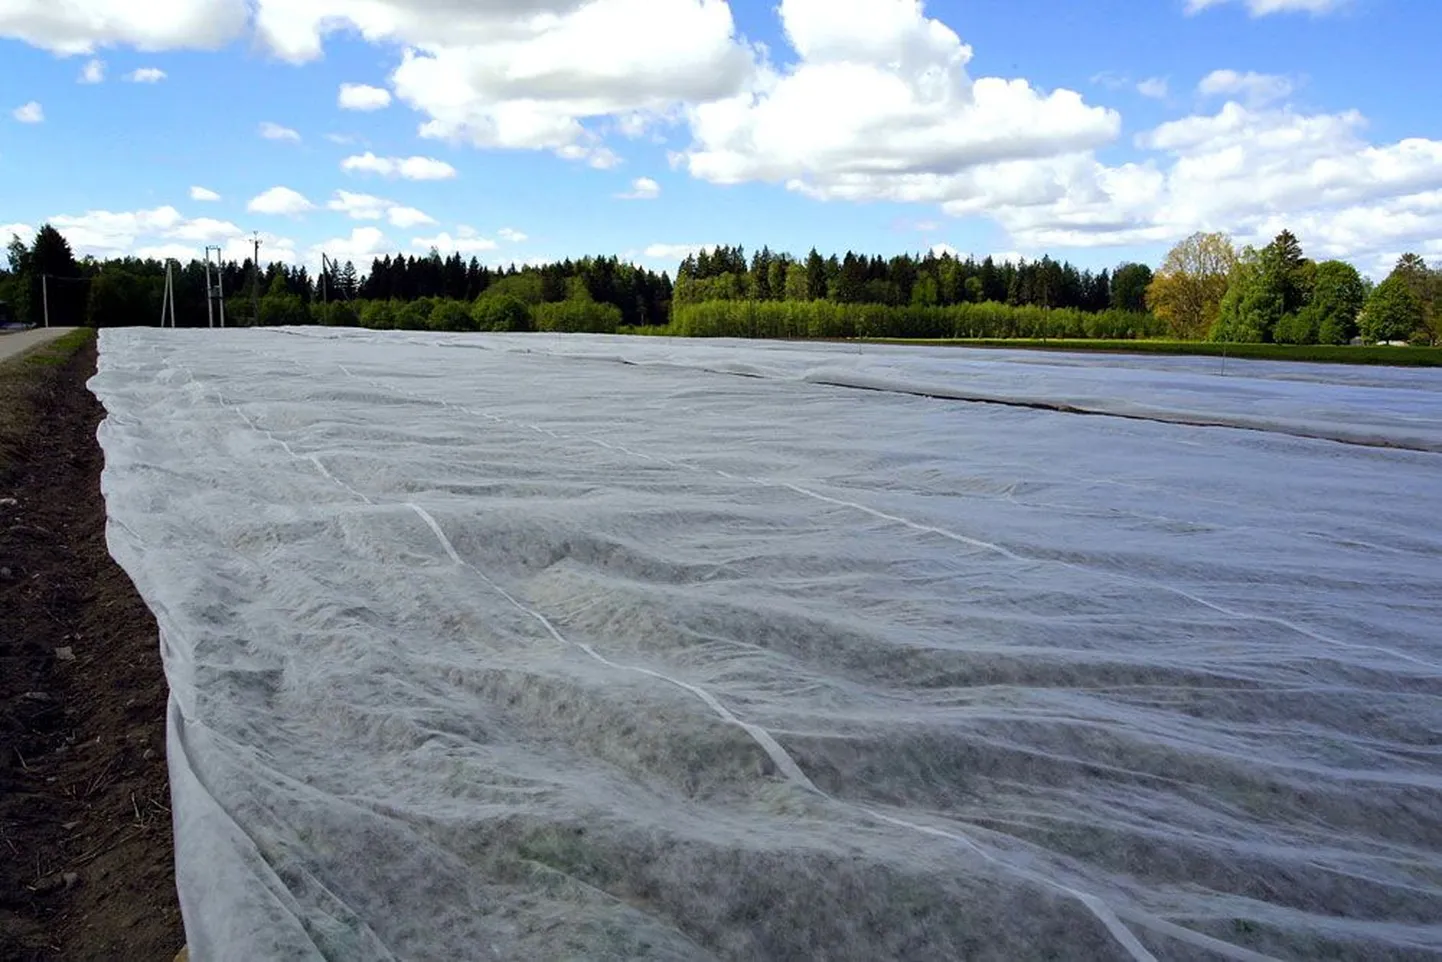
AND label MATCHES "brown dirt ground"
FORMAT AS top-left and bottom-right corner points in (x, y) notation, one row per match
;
(0, 334), (185, 961)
